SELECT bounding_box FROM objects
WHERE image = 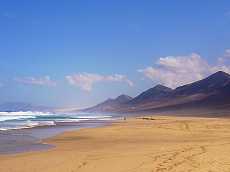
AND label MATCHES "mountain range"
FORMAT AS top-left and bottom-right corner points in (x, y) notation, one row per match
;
(83, 71), (230, 115)
(1, 71), (229, 115)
